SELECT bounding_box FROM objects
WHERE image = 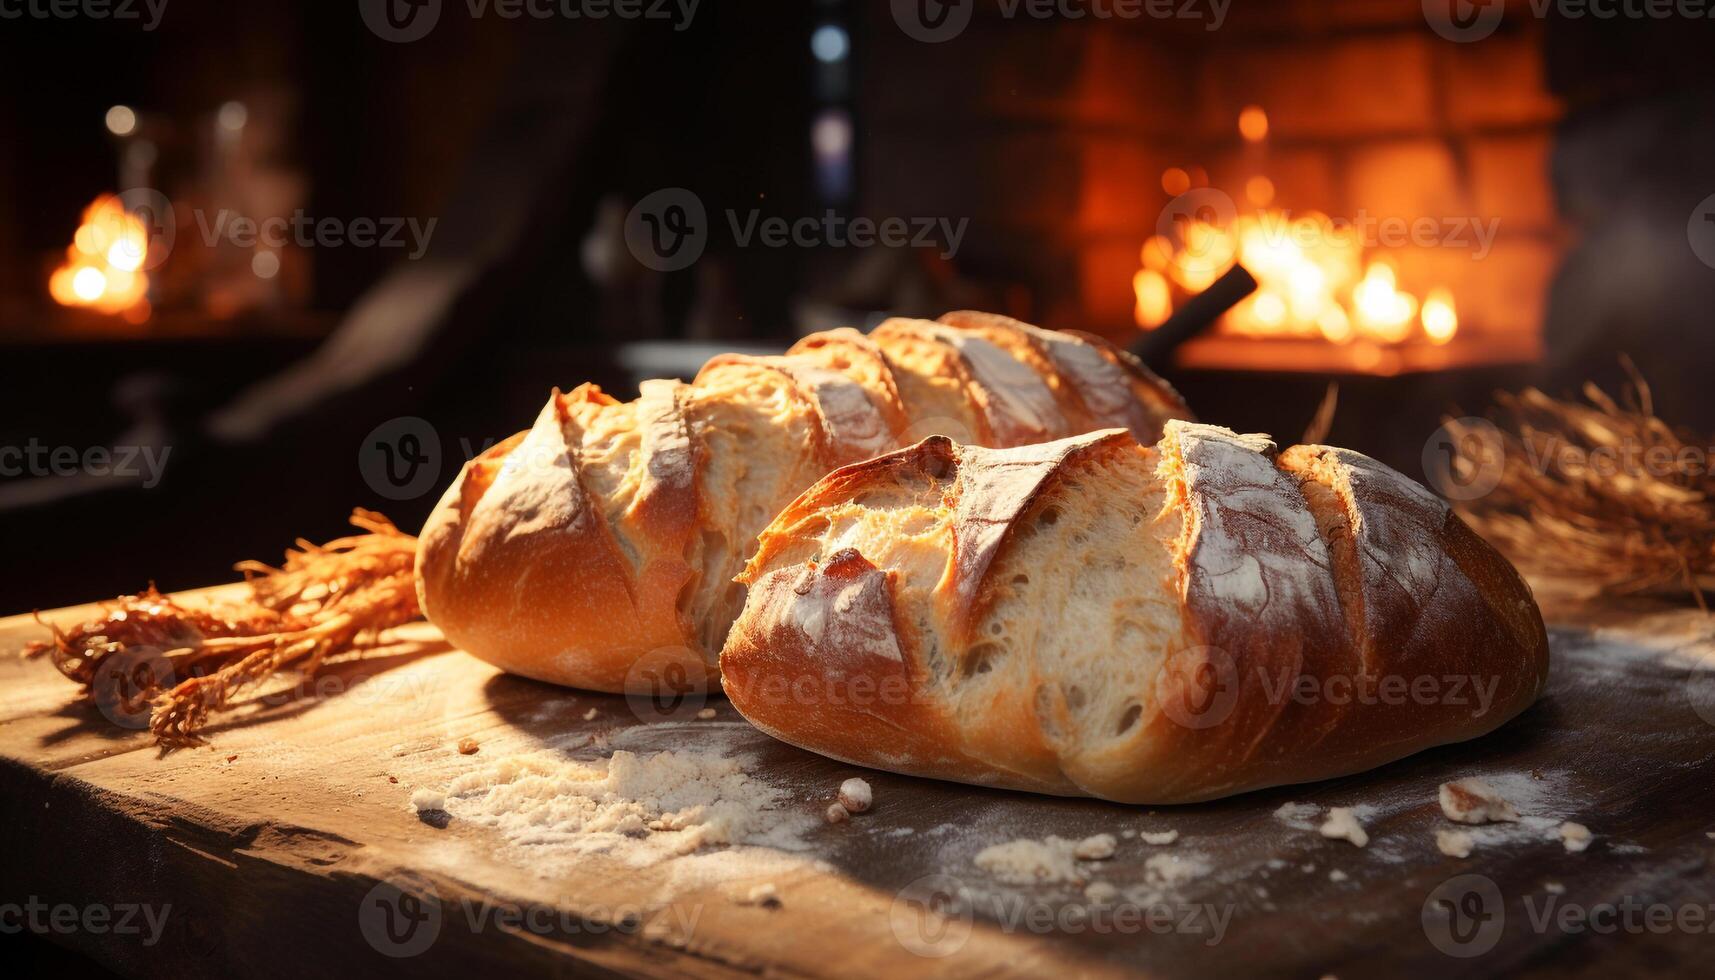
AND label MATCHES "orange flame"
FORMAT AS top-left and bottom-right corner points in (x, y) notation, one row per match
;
(49, 195), (152, 322)
(1136, 212), (1457, 347)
